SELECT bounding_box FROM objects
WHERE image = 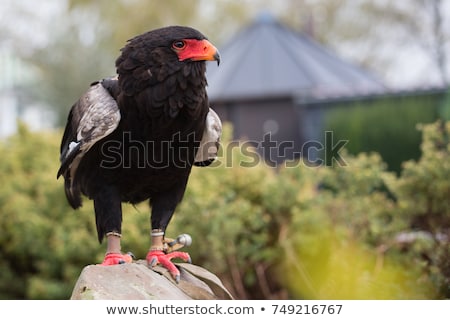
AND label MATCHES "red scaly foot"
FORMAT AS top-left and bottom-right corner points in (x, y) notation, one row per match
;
(100, 252), (134, 265)
(146, 250), (191, 283)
